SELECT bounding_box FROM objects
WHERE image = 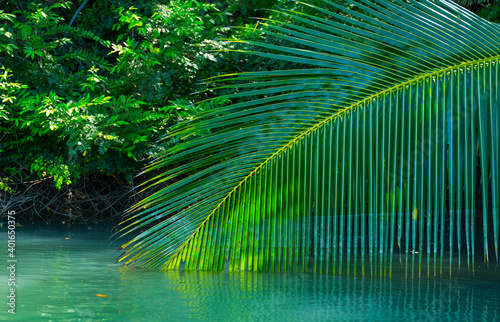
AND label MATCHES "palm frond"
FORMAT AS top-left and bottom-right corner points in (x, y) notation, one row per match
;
(119, 0), (500, 277)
